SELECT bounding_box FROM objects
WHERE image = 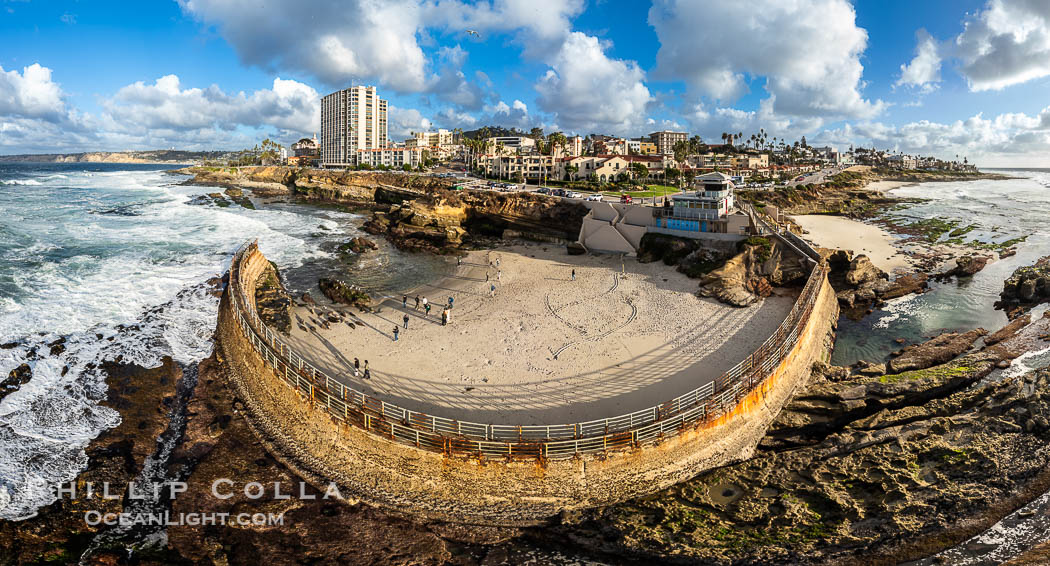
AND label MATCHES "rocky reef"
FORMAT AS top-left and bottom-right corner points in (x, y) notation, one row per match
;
(822, 248), (929, 317)
(934, 253), (991, 281)
(318, 277), (372, 309)
(548, 311), (1050, 565)
(998, 255), (1050, 318)
(0, 358), (185, 564)
(337, 236), (378, 254)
